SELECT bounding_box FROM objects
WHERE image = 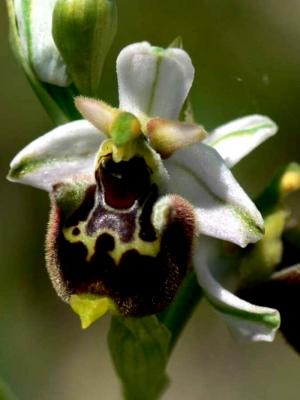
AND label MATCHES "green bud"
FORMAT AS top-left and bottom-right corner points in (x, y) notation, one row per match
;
(53, 0), (118, 97)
